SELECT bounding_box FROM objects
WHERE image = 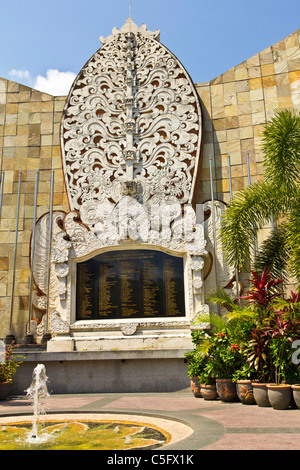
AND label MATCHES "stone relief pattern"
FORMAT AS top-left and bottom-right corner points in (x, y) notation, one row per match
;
(44, 206), (207, 333)
(61, 32), (201, 211)
(44, 24), (205, 336)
